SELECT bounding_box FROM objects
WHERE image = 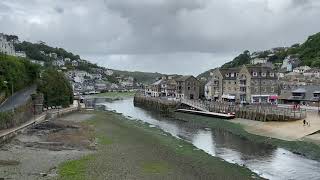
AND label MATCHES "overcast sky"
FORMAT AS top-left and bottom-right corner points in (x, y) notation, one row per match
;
(1, 0), (320, 75)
